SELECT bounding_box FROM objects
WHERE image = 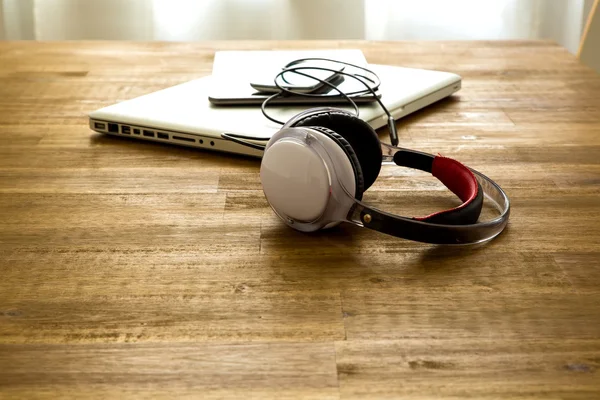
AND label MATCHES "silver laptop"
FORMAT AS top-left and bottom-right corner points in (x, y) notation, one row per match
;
(88, 51), (461, 157)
